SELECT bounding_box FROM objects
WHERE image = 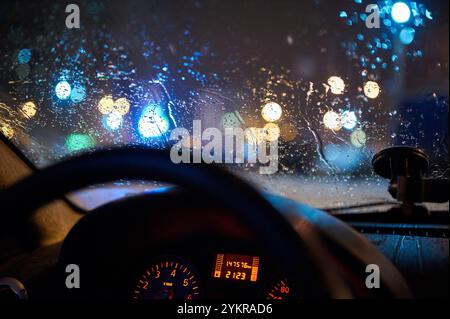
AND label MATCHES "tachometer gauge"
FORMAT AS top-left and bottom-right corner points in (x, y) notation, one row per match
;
(132, 256), (201, 300)
(266, 279), (296, 300)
